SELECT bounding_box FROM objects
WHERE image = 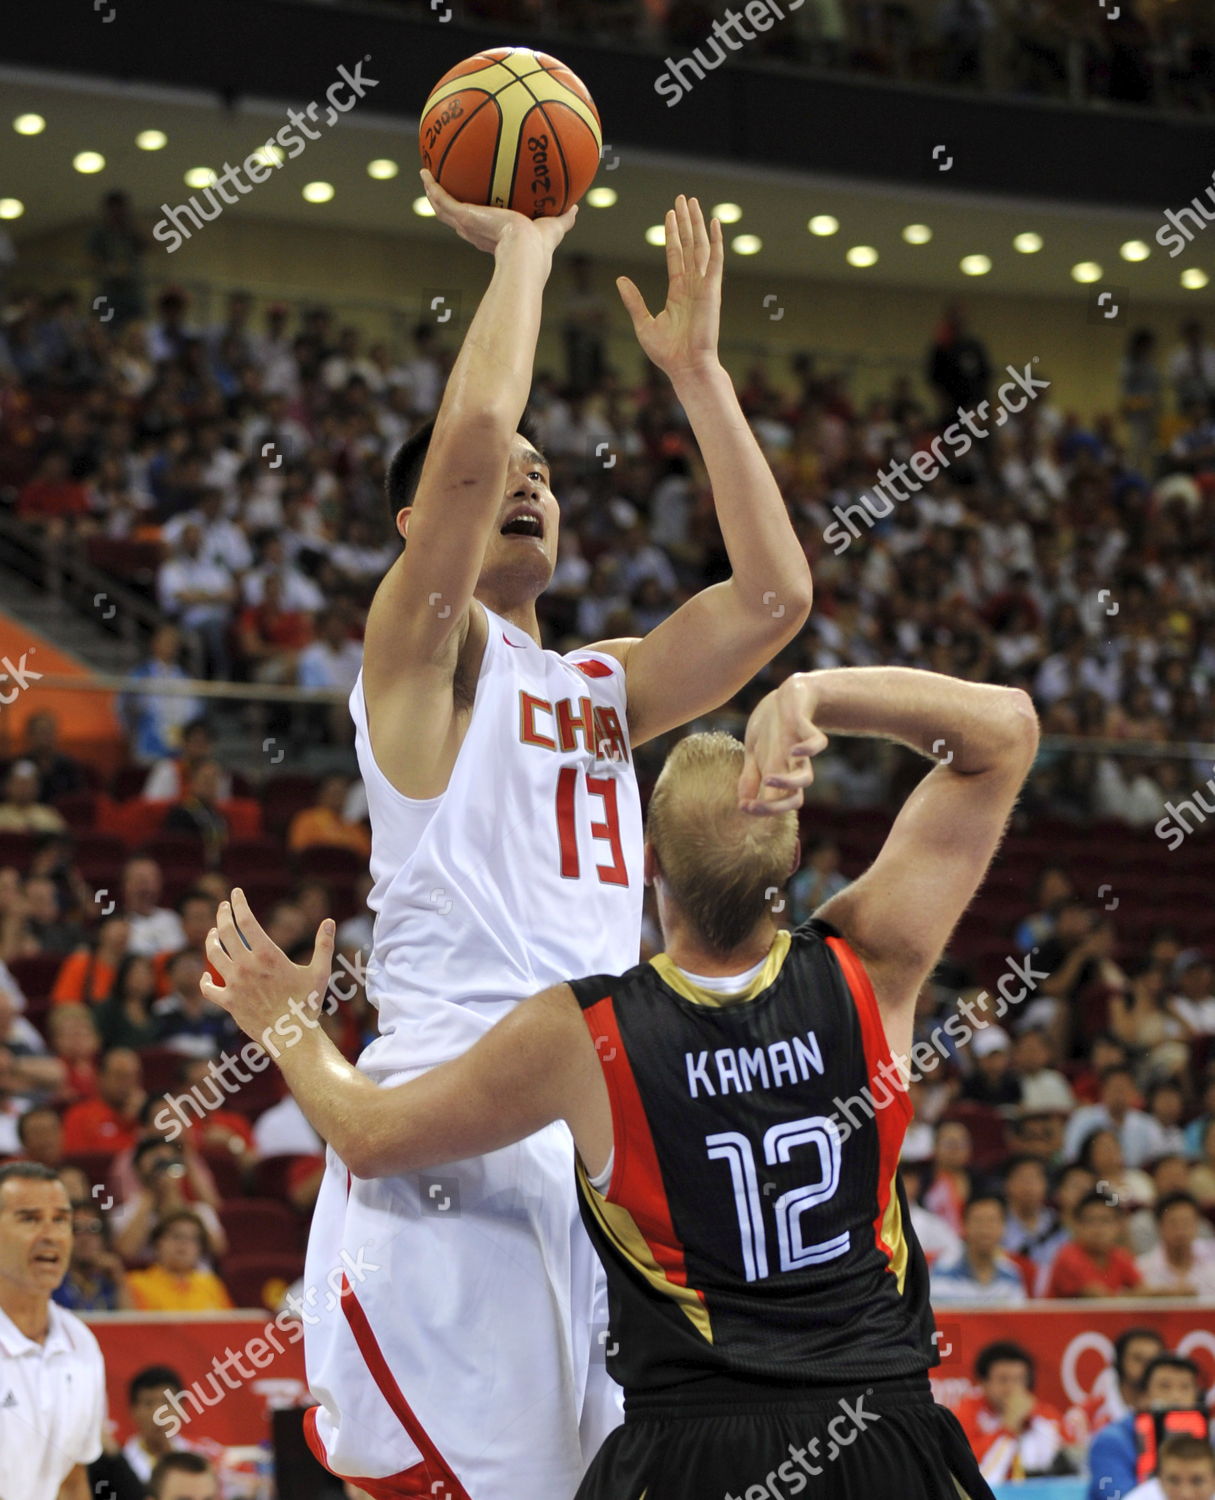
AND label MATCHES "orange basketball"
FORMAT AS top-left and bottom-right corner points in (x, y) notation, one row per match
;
(419, 47), (602, 218)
